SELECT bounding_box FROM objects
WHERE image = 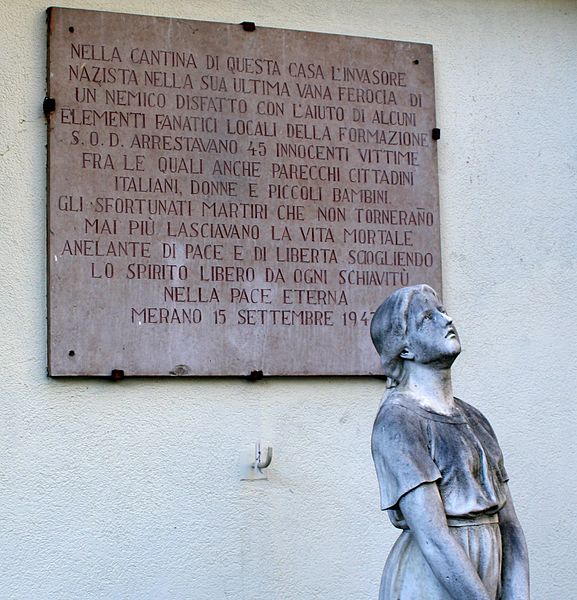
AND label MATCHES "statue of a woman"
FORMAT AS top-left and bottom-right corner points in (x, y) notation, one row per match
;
(370, 285), (529, 600)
